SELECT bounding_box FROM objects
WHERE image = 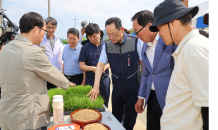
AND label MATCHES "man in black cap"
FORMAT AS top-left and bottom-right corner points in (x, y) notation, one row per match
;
(150, 0), (209, 130)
